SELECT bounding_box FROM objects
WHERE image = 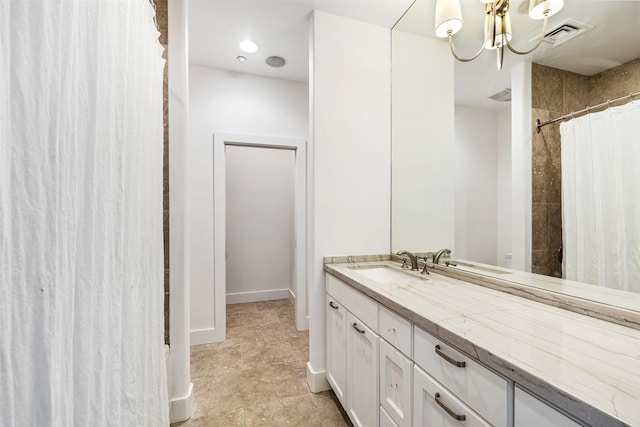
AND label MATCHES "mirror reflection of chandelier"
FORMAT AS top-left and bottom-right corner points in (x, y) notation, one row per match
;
(435, 0), (565, 69)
